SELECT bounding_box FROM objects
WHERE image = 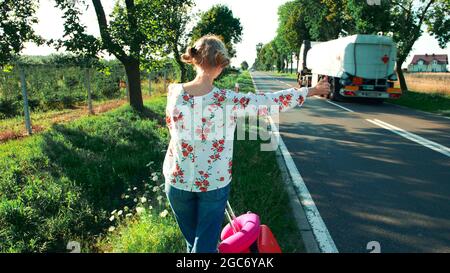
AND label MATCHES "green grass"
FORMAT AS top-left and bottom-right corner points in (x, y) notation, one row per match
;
(97, 212), (185, 253)
(272, 71), (298, 80)
(388, 90), (450, 117)
(216, 70), (255, 93)
(0, 95), (170, 252)
(0, 70), (305, 253)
